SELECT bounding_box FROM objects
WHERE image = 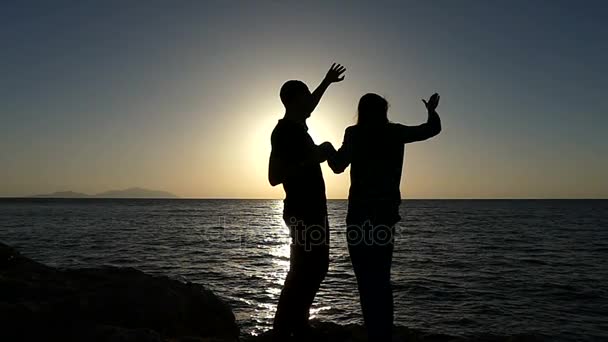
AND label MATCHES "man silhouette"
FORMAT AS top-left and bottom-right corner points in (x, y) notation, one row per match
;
(268, 63), (346, 339)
